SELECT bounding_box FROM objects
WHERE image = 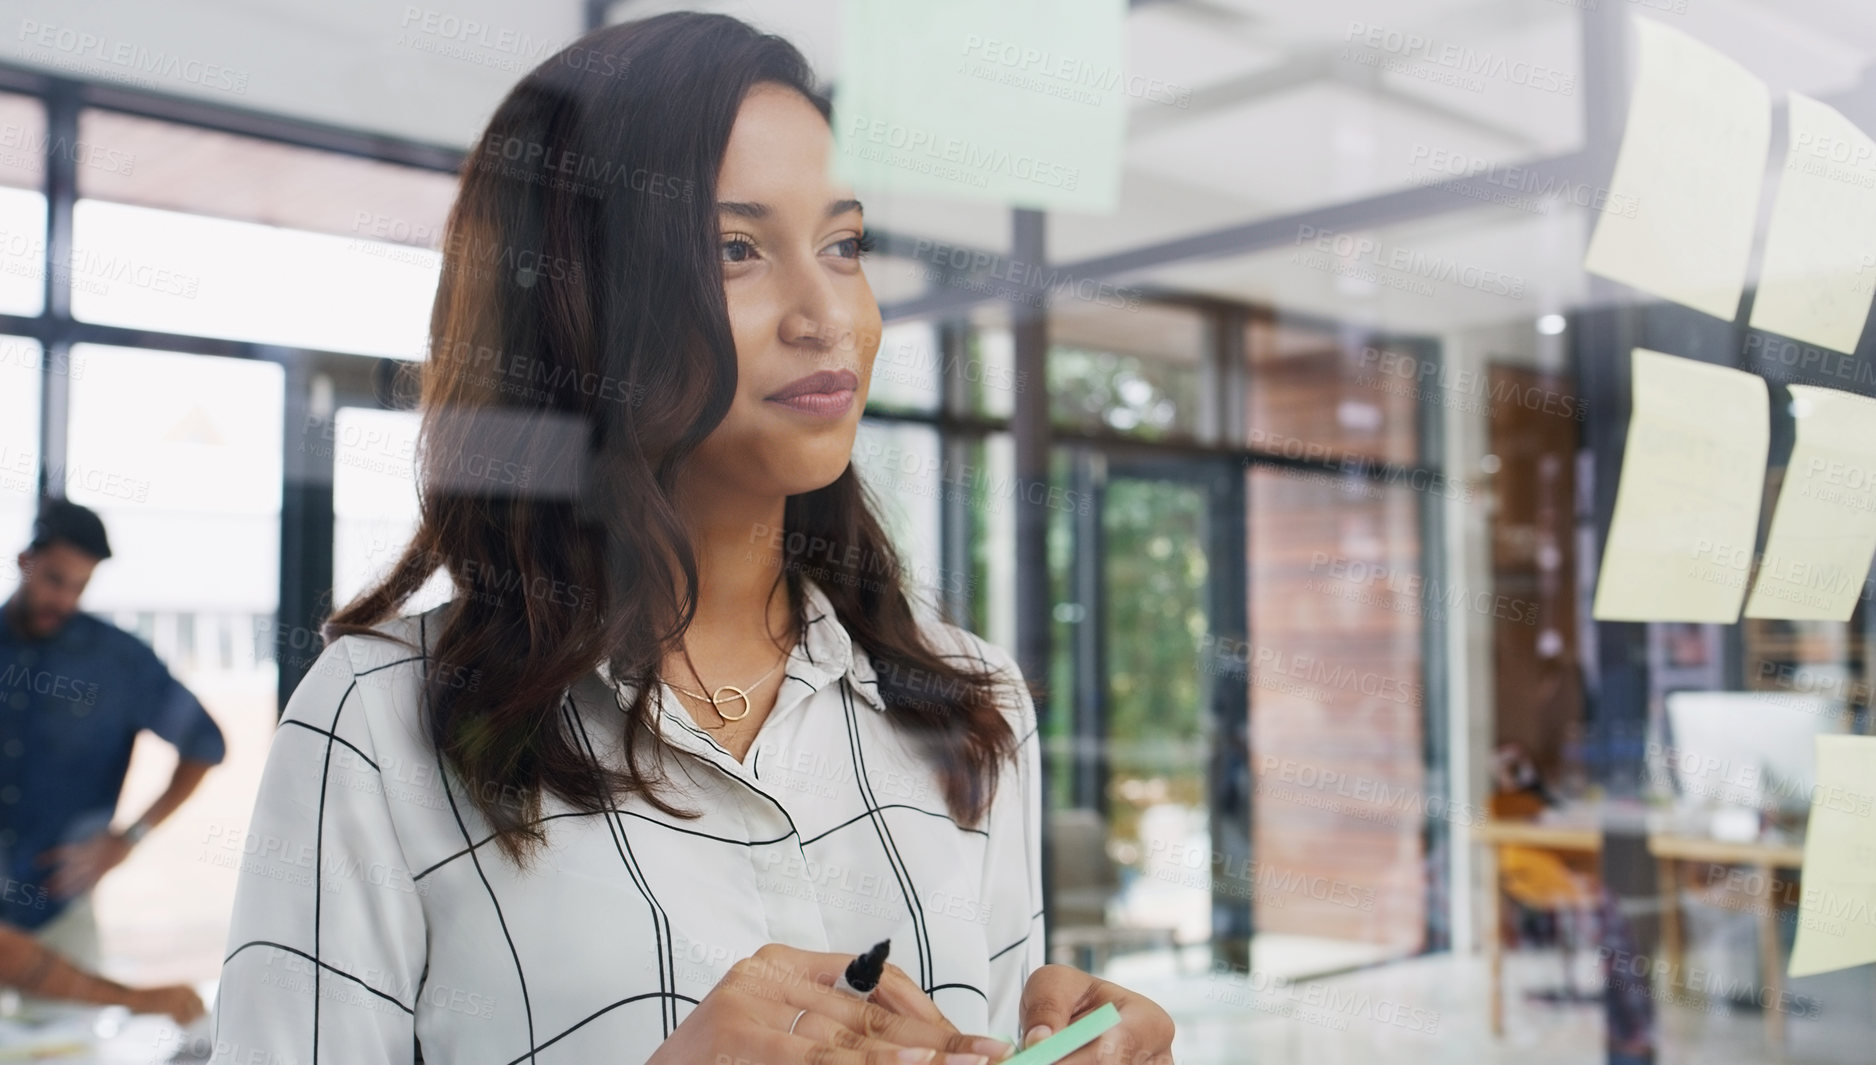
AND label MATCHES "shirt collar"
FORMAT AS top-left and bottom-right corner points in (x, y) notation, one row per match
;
(590, 579), (887, 714)
(795, 579), (888, 713)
